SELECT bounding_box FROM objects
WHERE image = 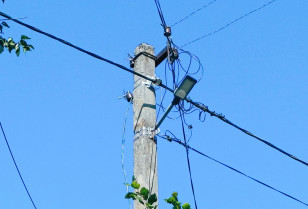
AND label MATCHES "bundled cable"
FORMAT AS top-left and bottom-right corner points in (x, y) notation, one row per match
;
(186, 98), (308, 167)
(0, 12), (173, 93)
(154, 0), (167, 27)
